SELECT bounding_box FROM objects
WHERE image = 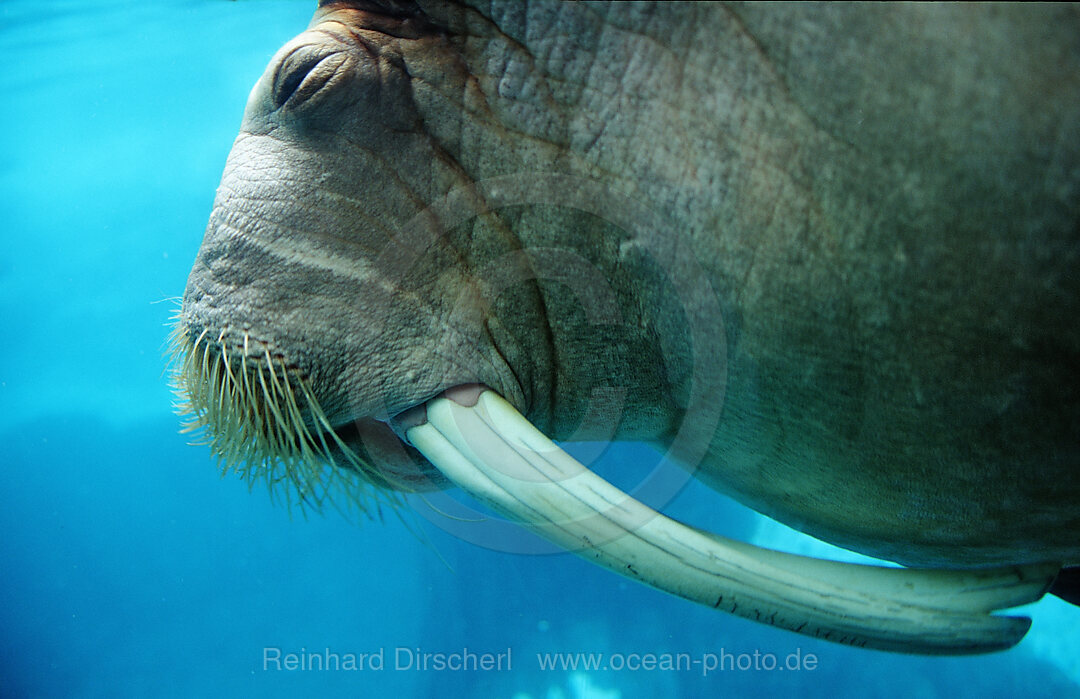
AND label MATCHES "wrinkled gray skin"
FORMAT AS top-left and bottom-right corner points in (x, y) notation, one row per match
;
(182, 1), (1080, 567)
